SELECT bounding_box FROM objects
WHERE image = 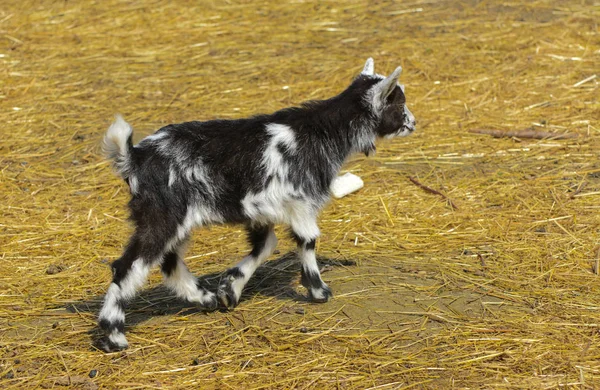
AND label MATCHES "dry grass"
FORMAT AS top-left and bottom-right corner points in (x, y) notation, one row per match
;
(1, 0), (599, 388)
